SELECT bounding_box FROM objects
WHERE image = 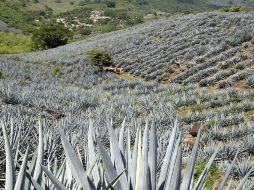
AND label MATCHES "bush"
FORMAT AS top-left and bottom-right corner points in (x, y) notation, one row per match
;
(79, 27), (92, 35)
(32, 22), (73, 50)
(106, 1), (116, 8)
(218, 80), (232, 88)
(88, 48), (113, 69)
(79, 0), (87, 6)
(51, 65), (63, 76)
(0, 70), (4, 79)
(246, 75), (254, 88)
(218, 5), (246, 12)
